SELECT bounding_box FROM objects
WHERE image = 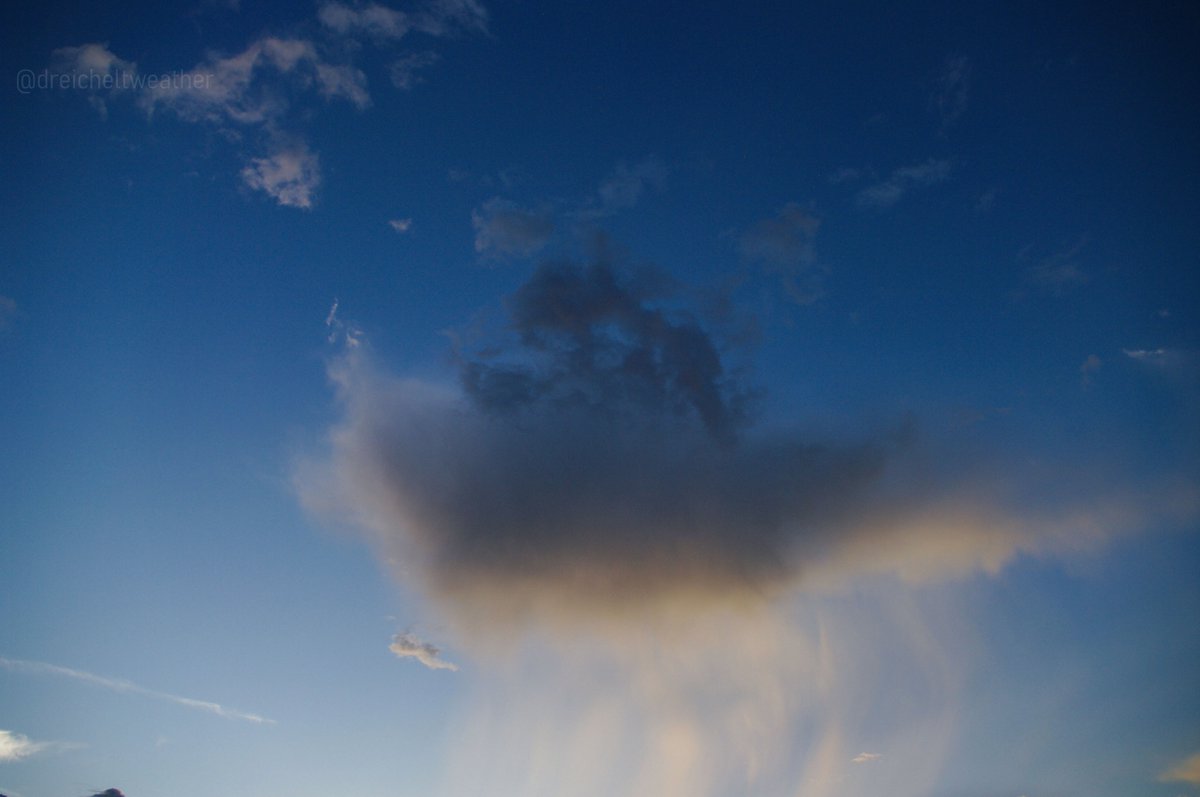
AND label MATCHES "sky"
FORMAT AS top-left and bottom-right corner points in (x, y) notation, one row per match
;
(1, 1), (1199, 796)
